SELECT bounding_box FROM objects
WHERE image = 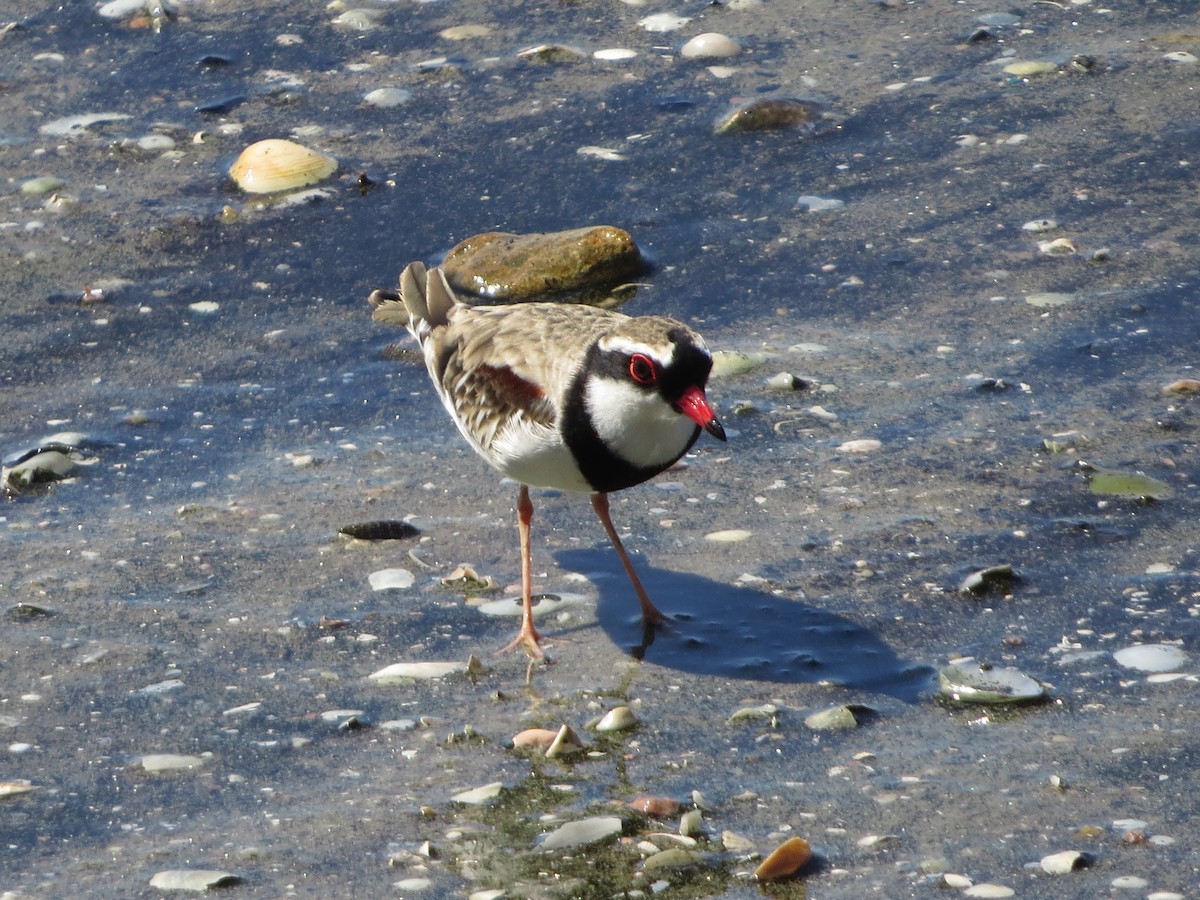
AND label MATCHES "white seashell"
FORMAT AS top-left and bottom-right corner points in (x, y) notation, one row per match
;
(838, 439), (882, 453)
(39, 112), (131, 136)
(367, 567), (414, 591)
(367, 655), (485, 683)
(98, 0), (152, 19)
(228, 139), (337, 194)
(188, 301), (219, 314)
(639, 13), (690, 32)
(1113, 644), (1188, 673)
(363, 87), (412, 108)
(451, 781), (504, 805)
(680, 32), (740, 59)
(534, 815), (622, 850)
(704, 529), (752, 542)
(332, 8), (383, 30)
(140, 753), (205, 772)
(594, 705), (638, 732)
(593, 48), (638, 61)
